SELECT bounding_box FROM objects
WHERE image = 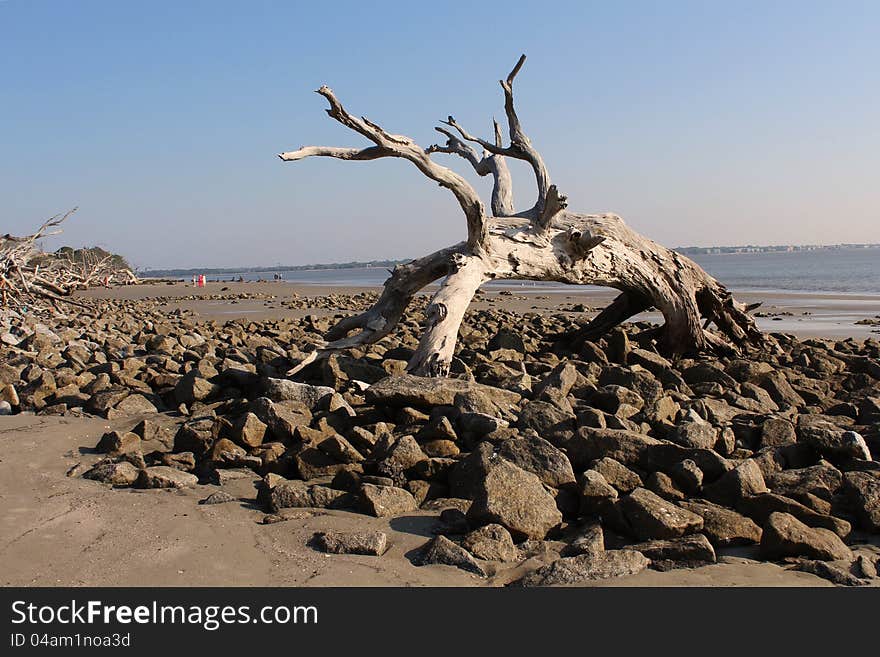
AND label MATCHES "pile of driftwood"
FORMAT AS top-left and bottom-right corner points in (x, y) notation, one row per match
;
(1, 209), (137, 314)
